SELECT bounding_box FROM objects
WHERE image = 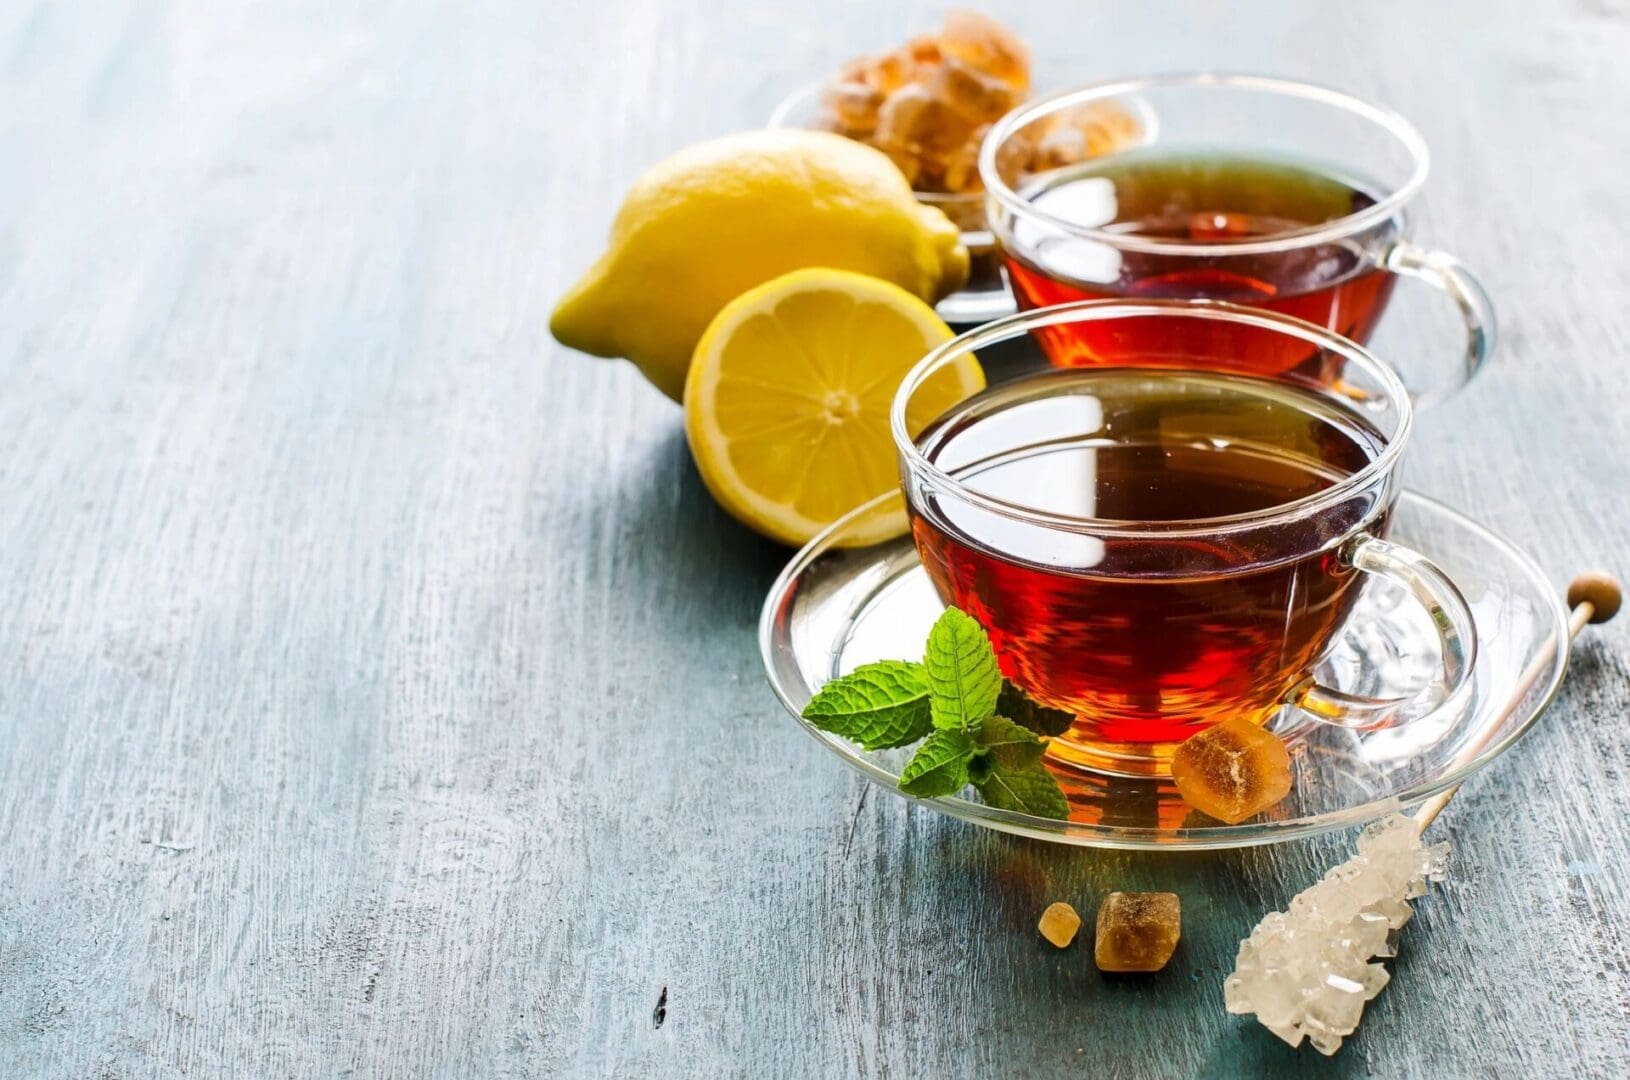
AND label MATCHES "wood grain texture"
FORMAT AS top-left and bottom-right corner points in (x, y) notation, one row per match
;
(0, 0), (1626, 1076)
